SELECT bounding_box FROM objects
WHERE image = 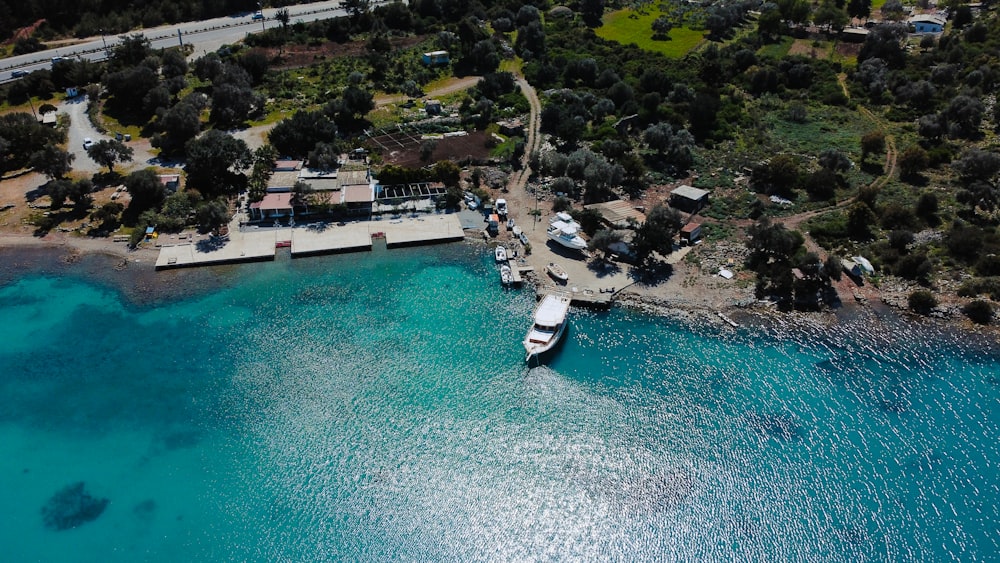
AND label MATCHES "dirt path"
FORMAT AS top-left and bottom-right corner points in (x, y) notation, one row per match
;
(374, 76), (482, 108)
(505, 76), (542, 194)
(763, 79), (897, 305)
